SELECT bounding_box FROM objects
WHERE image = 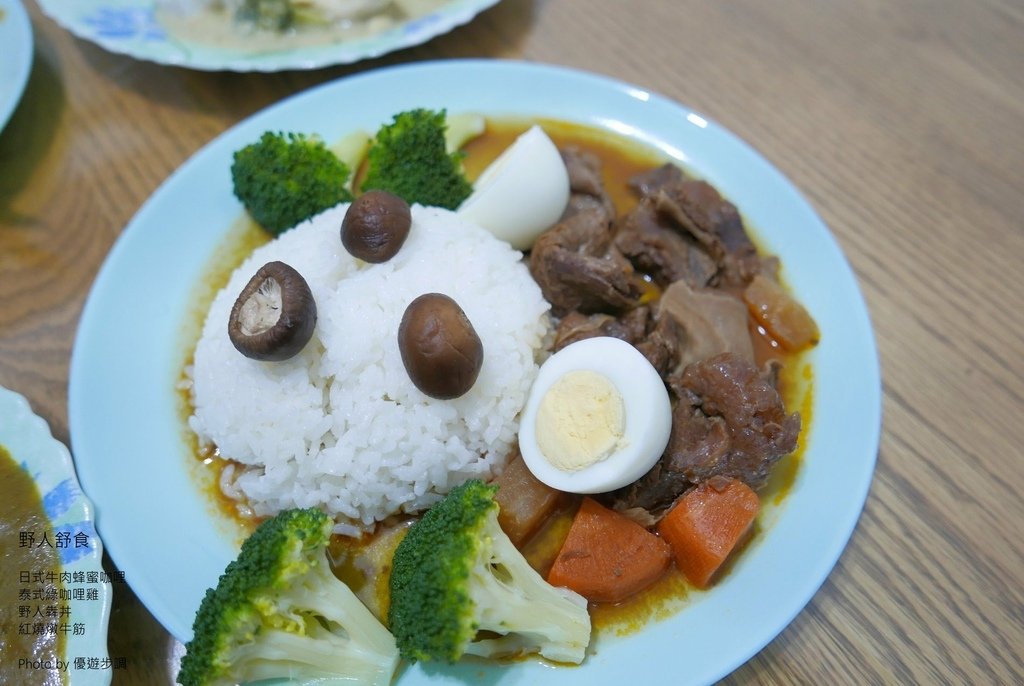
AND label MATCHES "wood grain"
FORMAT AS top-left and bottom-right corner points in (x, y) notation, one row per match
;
(1, 0), (1021, 684)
